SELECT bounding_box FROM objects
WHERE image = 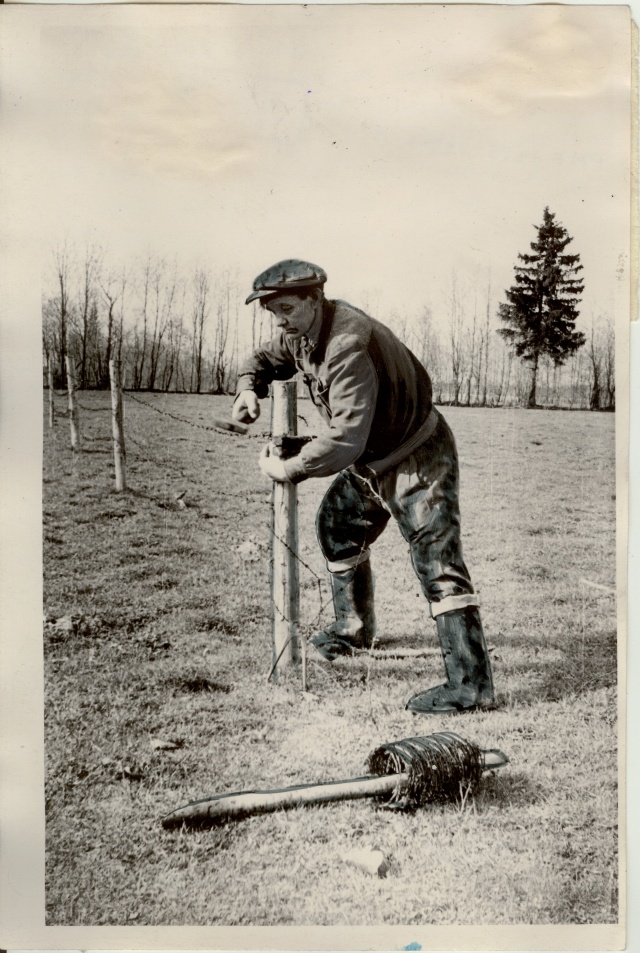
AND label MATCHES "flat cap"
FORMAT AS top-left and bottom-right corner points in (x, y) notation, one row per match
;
(245, 259), (327, 305)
